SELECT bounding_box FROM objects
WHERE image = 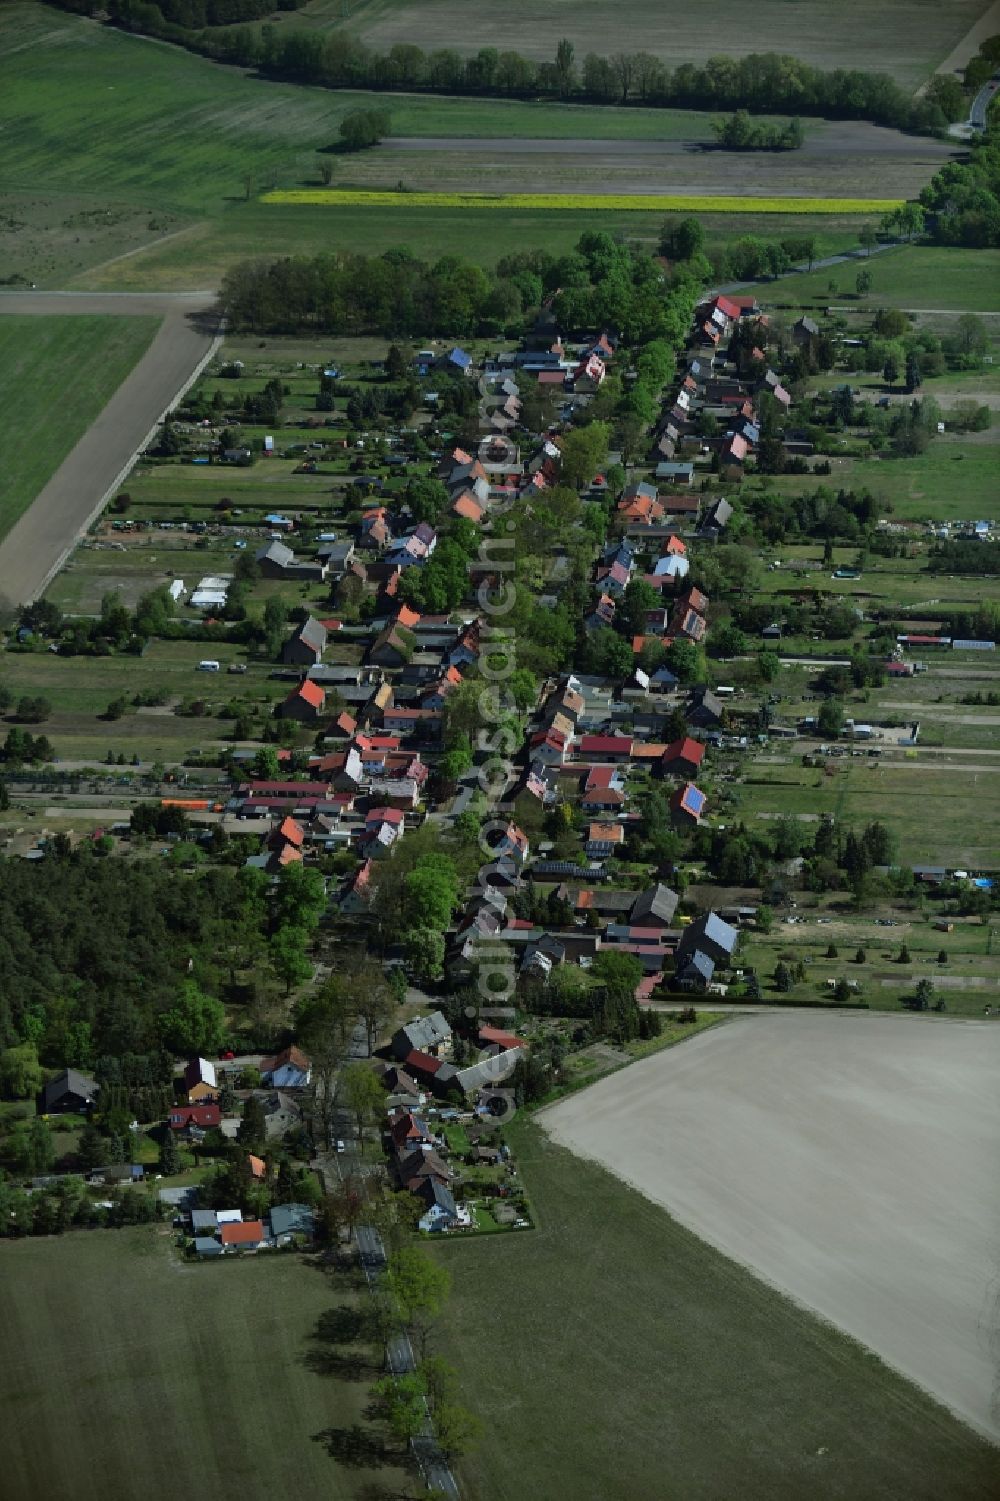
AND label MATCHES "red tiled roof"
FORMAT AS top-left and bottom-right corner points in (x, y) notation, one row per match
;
(169, 1104), (221, 1130)
(260, 1045), (311, 1075)
(479, 1025), (527, 1050)
(221, 1220), (264, 1246)
(579, 735), (633, 755)
(403, 1049), (444, 1075)
(663, 736), (705, 768)
(296, 679), (325, 709)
